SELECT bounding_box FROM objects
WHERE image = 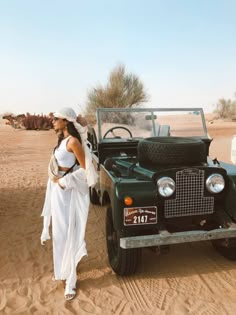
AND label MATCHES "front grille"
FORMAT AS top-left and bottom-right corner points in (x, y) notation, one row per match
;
(164, 169), (214, 218)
